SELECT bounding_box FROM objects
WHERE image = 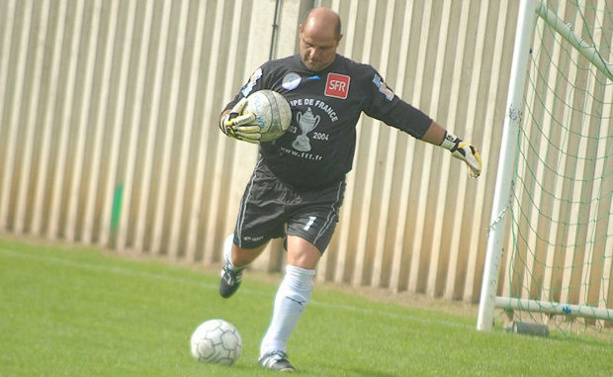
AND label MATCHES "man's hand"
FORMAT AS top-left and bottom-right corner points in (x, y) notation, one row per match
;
(219, 98), (262, 144)
(441, 132), (482, 177)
